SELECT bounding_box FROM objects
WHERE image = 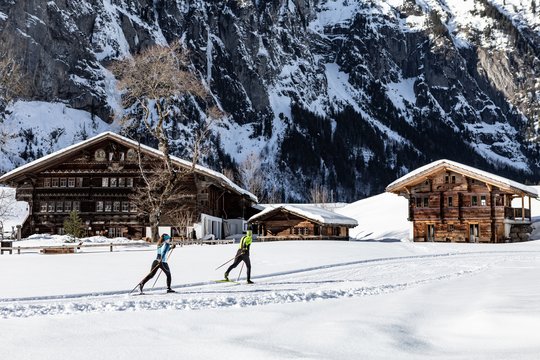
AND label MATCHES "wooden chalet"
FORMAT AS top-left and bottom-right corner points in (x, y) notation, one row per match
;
(0, 132), (257, 240)
(385, 159), (538, 243)
(249, 204), (358, 241)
